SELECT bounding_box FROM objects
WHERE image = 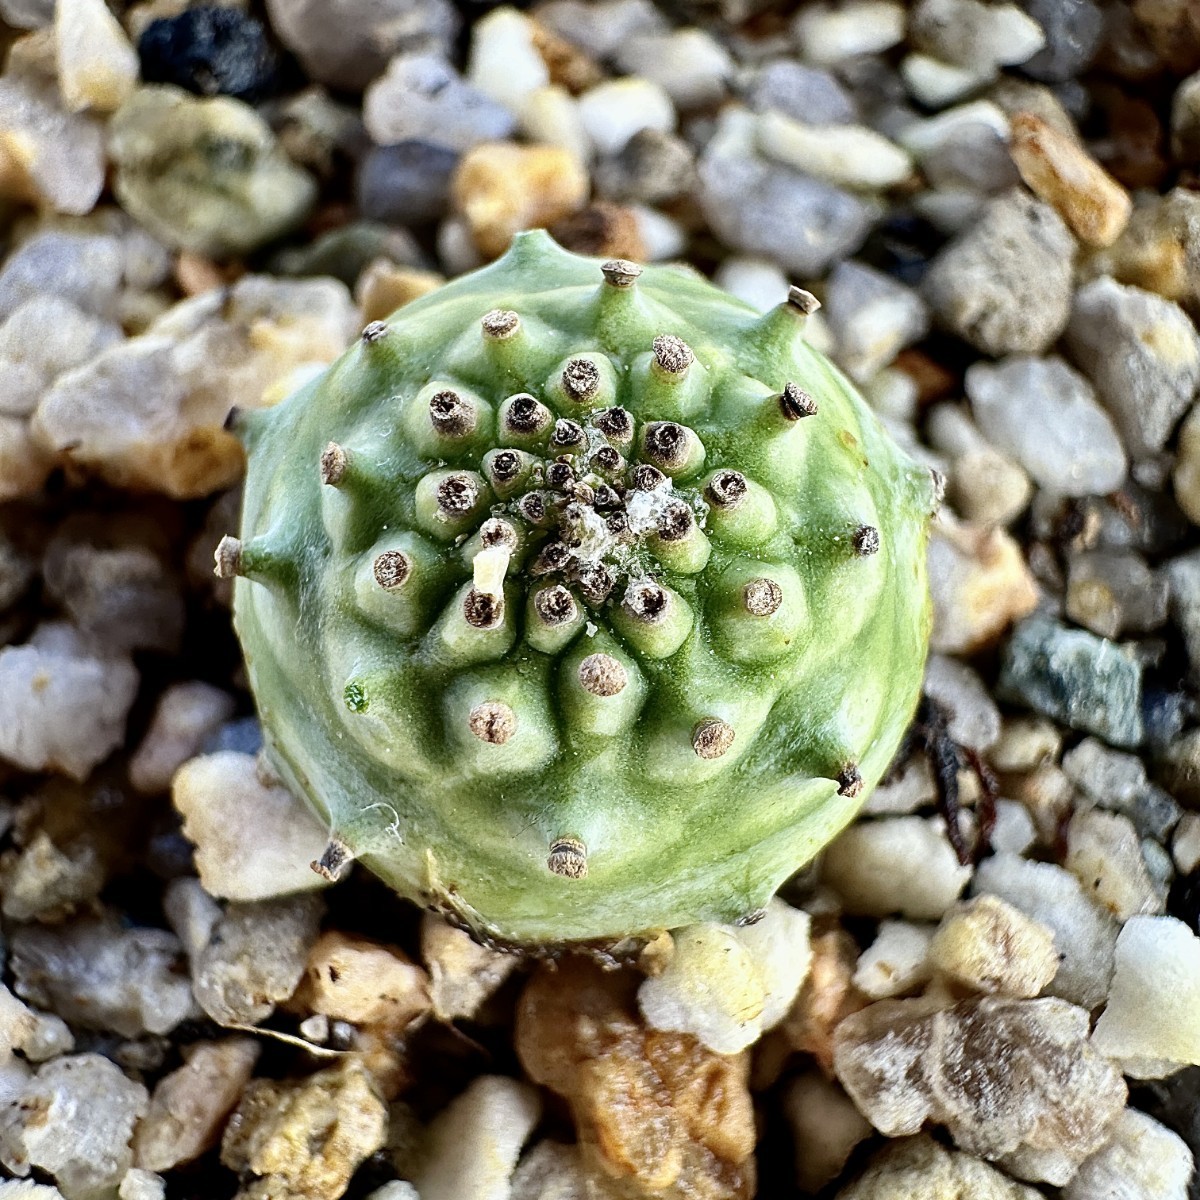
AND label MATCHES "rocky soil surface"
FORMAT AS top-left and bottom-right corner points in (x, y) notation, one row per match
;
(2, 0), (1200, 1197)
